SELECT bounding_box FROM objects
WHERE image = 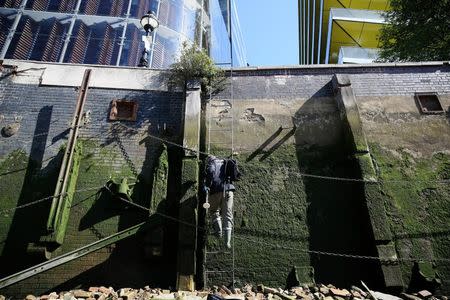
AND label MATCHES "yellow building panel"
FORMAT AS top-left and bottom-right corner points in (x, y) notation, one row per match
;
(336, 20), (382, 48)
(358, 22), (382, 47)
(335, 20), (364, 44)
(300, 0), (390, 63)
(329, 20), (383, 63)
(321, 0), (389, 11)
(368, 0), (390, 10)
